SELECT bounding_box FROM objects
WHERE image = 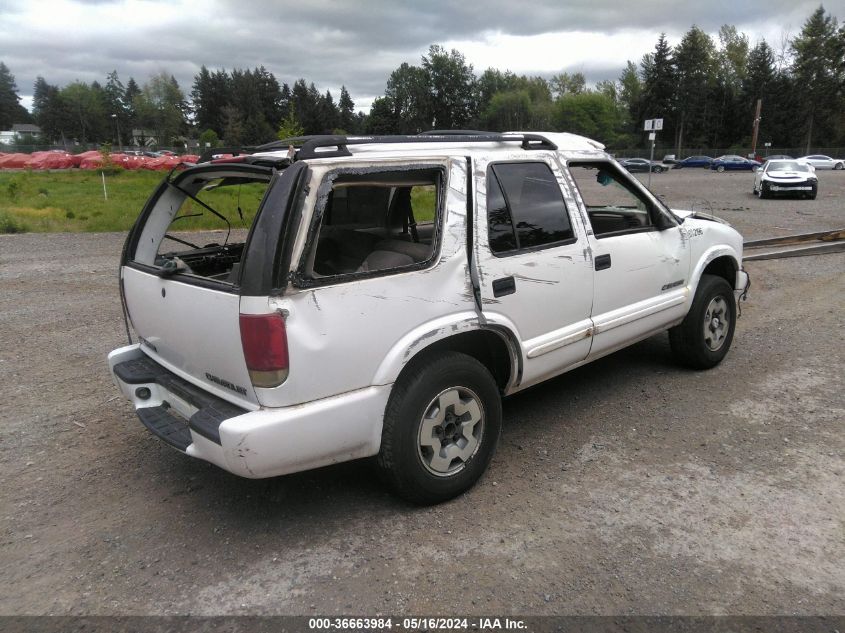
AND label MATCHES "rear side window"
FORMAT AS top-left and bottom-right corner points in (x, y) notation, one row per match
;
(302, 166), (442, 281)
(486, 162), (574, 255)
